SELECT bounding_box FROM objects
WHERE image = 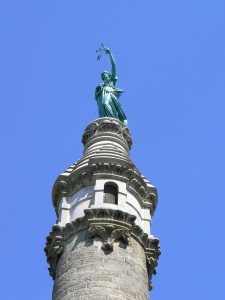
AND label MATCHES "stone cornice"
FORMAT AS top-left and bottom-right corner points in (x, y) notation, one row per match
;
(52, 161), (158, 217)
(82, 118), (133, 150)
(45, 208), (160, 290)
